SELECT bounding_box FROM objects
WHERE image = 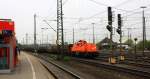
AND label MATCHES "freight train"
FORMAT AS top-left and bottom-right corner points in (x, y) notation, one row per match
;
(22, 40), (99, 58)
